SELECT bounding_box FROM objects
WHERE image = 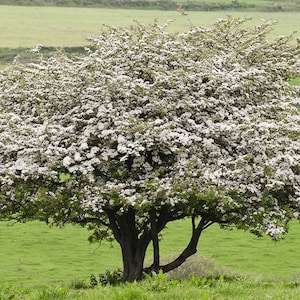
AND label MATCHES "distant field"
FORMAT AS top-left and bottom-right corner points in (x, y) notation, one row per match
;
(0, 5), (300, 47)
(1, 219), (300, 288)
